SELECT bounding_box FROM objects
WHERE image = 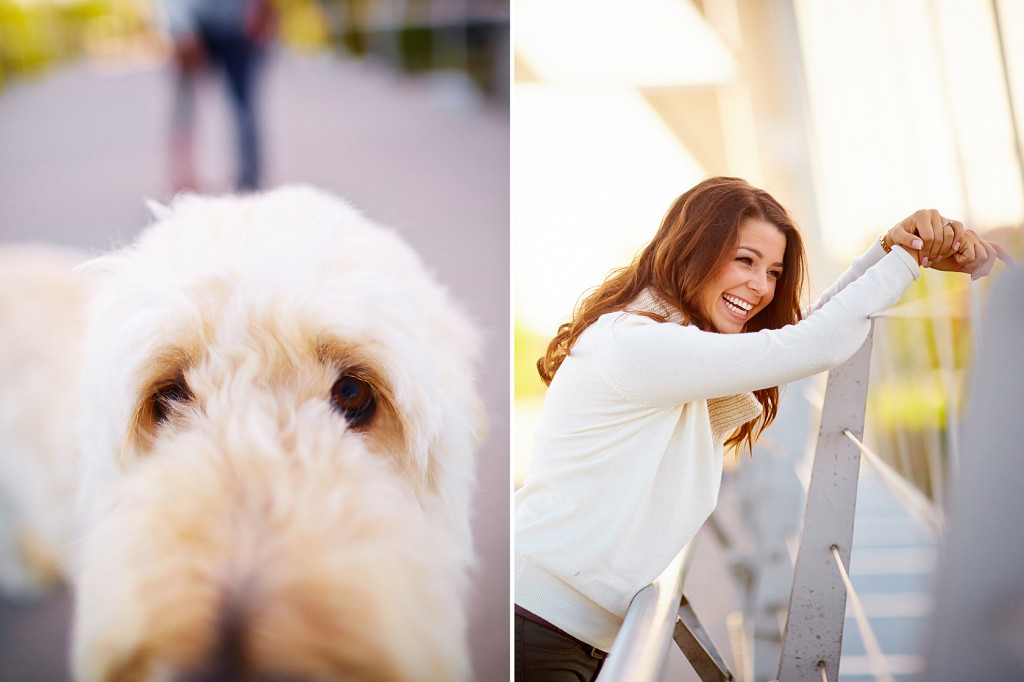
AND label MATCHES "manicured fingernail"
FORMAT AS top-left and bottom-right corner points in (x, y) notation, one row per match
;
(922, 257), (929, 267)
(912, 239), (923, 249)
(953, 241), (960, 251)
